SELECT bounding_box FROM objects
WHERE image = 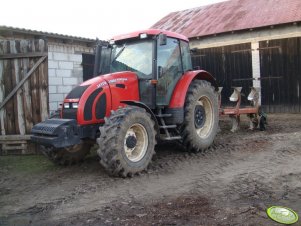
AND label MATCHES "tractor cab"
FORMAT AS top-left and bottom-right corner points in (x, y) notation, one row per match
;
(94, 29), (193, 108)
